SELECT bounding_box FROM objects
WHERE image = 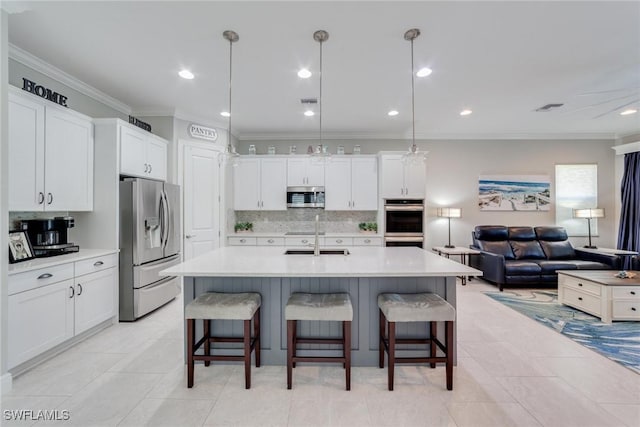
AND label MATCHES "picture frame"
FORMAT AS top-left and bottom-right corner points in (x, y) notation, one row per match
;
(8, 230), (36, 263)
